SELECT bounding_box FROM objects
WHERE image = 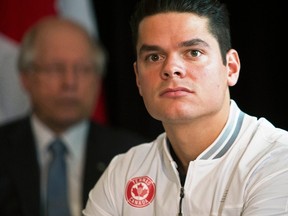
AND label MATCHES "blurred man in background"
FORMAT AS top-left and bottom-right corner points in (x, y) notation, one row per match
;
(0, 16), (145, 216)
